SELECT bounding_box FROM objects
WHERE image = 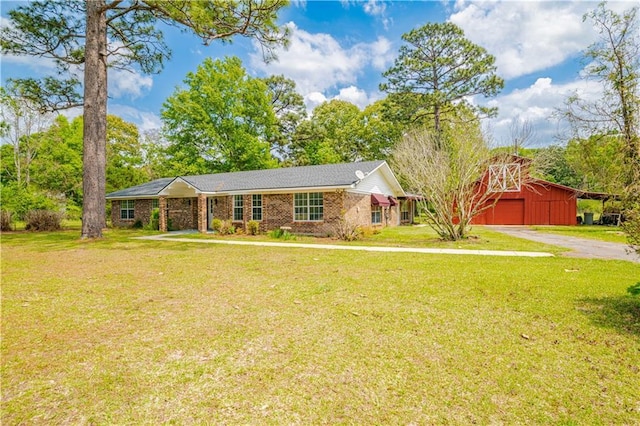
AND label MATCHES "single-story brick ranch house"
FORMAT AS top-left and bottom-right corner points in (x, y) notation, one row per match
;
(106, 160), (417, 234)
